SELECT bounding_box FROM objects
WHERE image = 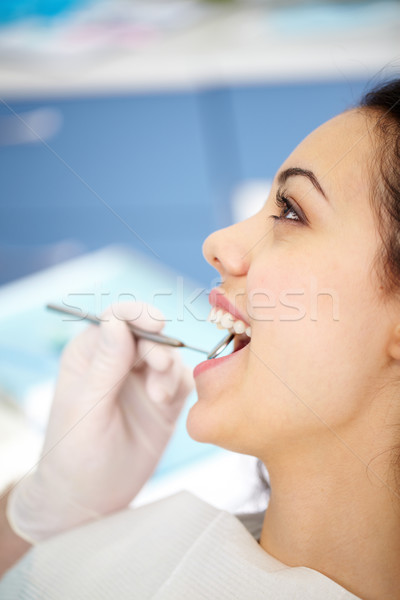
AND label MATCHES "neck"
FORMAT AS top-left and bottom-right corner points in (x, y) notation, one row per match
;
(259, 439), (400, 600)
